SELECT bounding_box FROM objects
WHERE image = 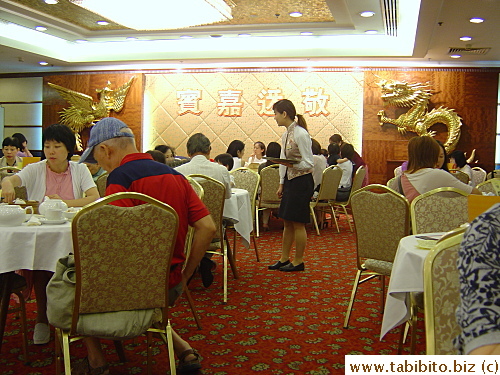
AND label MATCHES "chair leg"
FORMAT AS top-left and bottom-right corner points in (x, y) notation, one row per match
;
(251, 232), (260, 262)
(166, 321), (177, 375)
(342, 205), (354, 232)
(113, 340), (127, 363)
(310, 205), (320, 236)
(330, 206), (340, 233)
(380, 276), (386, 314)
(222, 242), (228, 304)
(55, 328), (62, 375)
(13, 291), (29, 363)
(232, 227), (238, 262)
(147, 331), (152, 375)
(398, 323), (409, 354)
(224, 234), (239, 279)
(343, 270), (362, 328)
(62, 331), (71, 375)
(0, 273), (15, 354)
(183, 286), (202, 330)
(255, 207), (260, 237)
